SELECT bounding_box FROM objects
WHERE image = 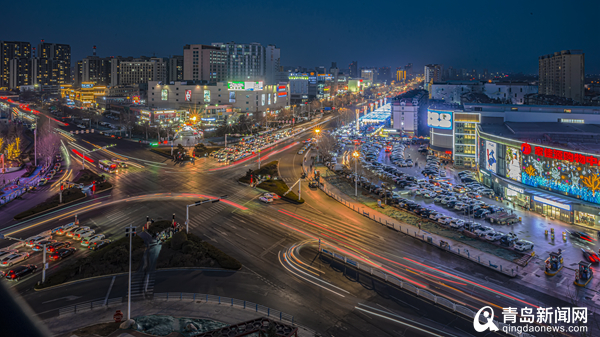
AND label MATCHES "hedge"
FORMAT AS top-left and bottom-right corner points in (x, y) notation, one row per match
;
(239, 161), (279, 184)
(257, 179), (304, 203)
